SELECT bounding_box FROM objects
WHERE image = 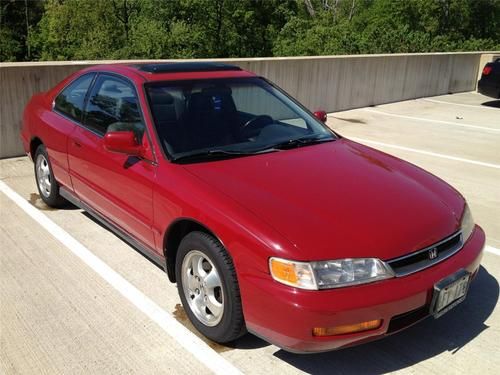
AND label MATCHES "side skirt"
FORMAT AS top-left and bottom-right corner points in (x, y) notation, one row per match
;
(60, 186), (167, 272)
